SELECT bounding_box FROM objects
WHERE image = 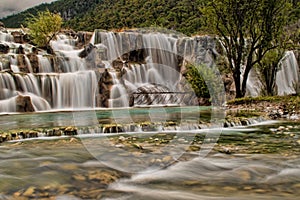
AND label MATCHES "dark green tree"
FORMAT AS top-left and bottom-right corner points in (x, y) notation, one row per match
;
(203, 0), (292, 97)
